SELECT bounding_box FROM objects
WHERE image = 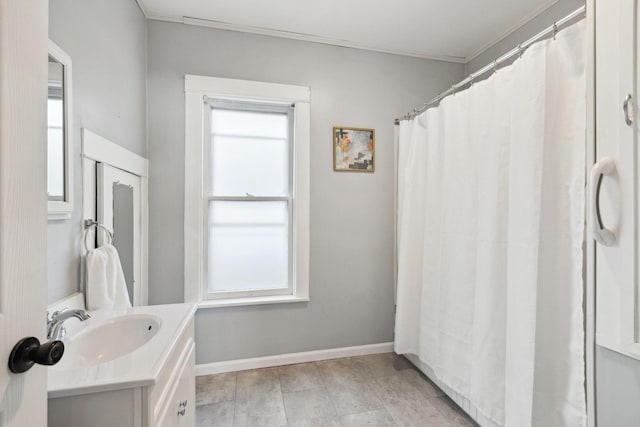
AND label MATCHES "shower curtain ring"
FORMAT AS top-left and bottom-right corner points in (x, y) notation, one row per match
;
(553, 23), (558, 40)
(518, 44), (524, 58)
(493, 60), (498, 74)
